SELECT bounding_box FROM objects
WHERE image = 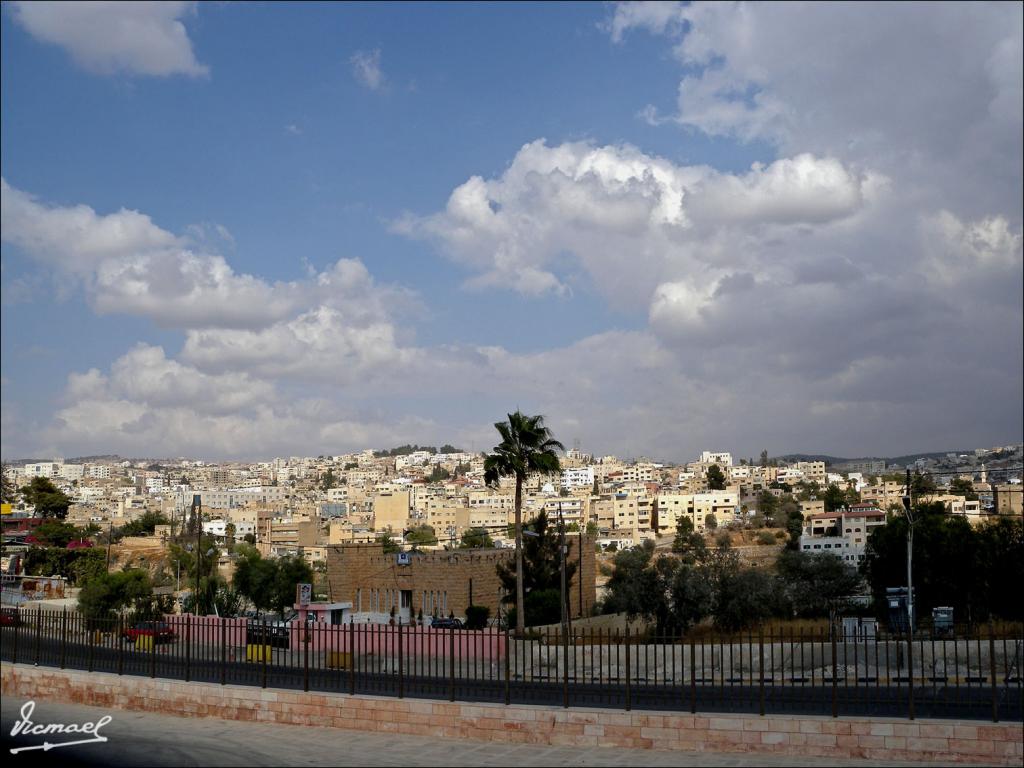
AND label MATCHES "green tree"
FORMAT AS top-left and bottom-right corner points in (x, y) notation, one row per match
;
(495, 510), (575, 628)
(379, 531), (401, 554)
(911, 470), (937, 496)
(704, 514), (718, 531)
(77, 569), (156, 623)
(20, 477), (72, 519)
(706, 464), (727, 490)
(321, 469), (336, 491)
(484, 411), (564, 635)
(949, 478), (979, 501)
(777, 550), (862, 621)
(757, 490), (779, 523)
(29, 520), (83, 548)
(116, 511), (168, 539)
(232, 545), (279, 615)
(672, 517), (707, 565)
(232, 547), (313, 618)
(822, 483), (848, 512)
(405, 524), (437, 548)
(1, 465), (19, 504)
(427, 465), (451, 483)
(861, 501), (982, 625)
(459, 527), (495, 549)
